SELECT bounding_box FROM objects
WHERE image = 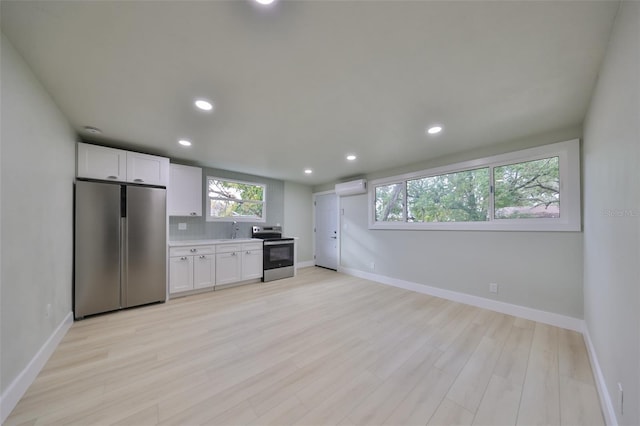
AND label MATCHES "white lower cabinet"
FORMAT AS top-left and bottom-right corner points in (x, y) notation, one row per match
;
(169, 255), (193, 293)
(242, 248), (263, 280)
(216, 242), (263, 286)
(216, 251), (242, 286)
(193, 255), (215, 289)
(169, 245), (215, 294)
(170, 241), (263, 295)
